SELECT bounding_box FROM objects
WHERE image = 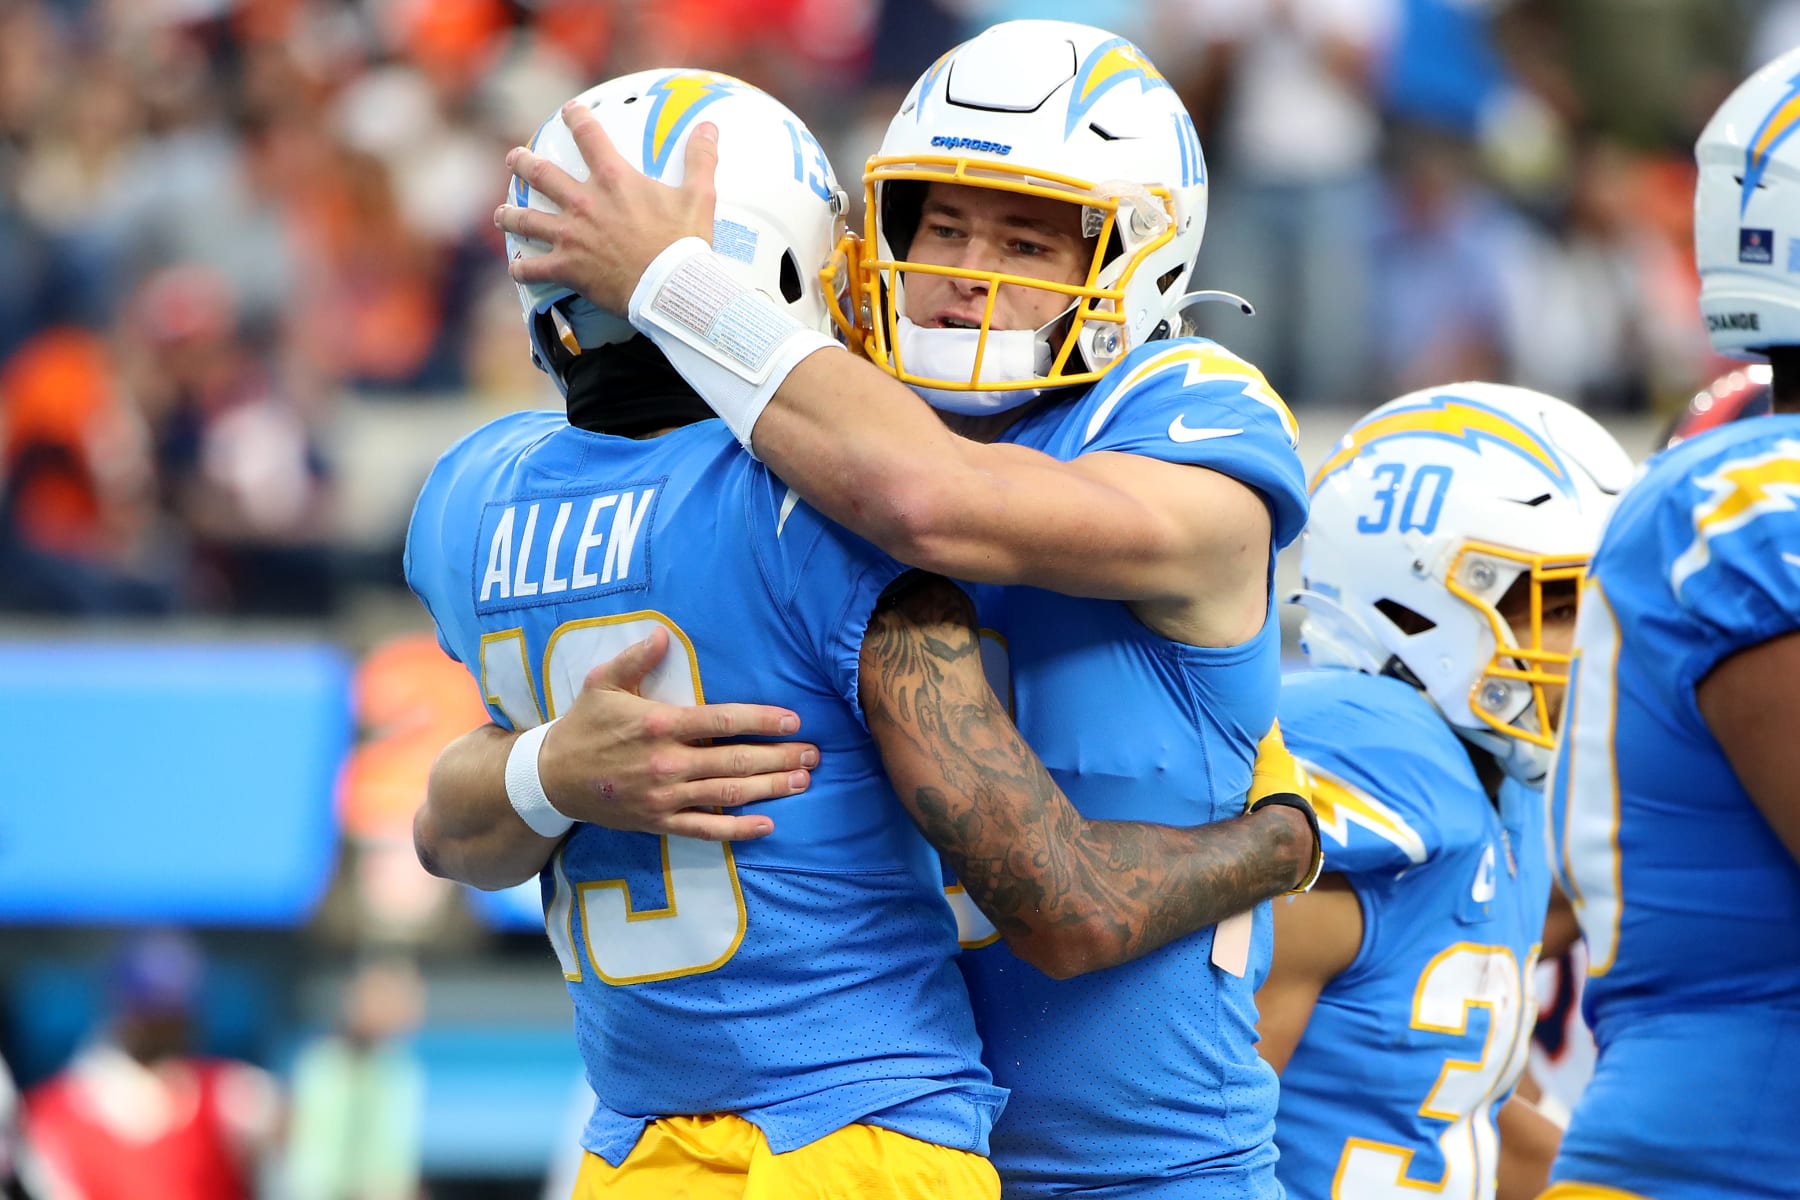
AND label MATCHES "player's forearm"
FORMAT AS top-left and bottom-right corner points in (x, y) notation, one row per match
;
(1495, 1094), (1562, 1200)
(861, 575), (1306, 979)
(755, 351), (993, 570)
(1069, 807), (1311, 972)
(756, 352), (1162, 596)
(907, 778), (1305, 980)
(415, 724), (558, 891)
